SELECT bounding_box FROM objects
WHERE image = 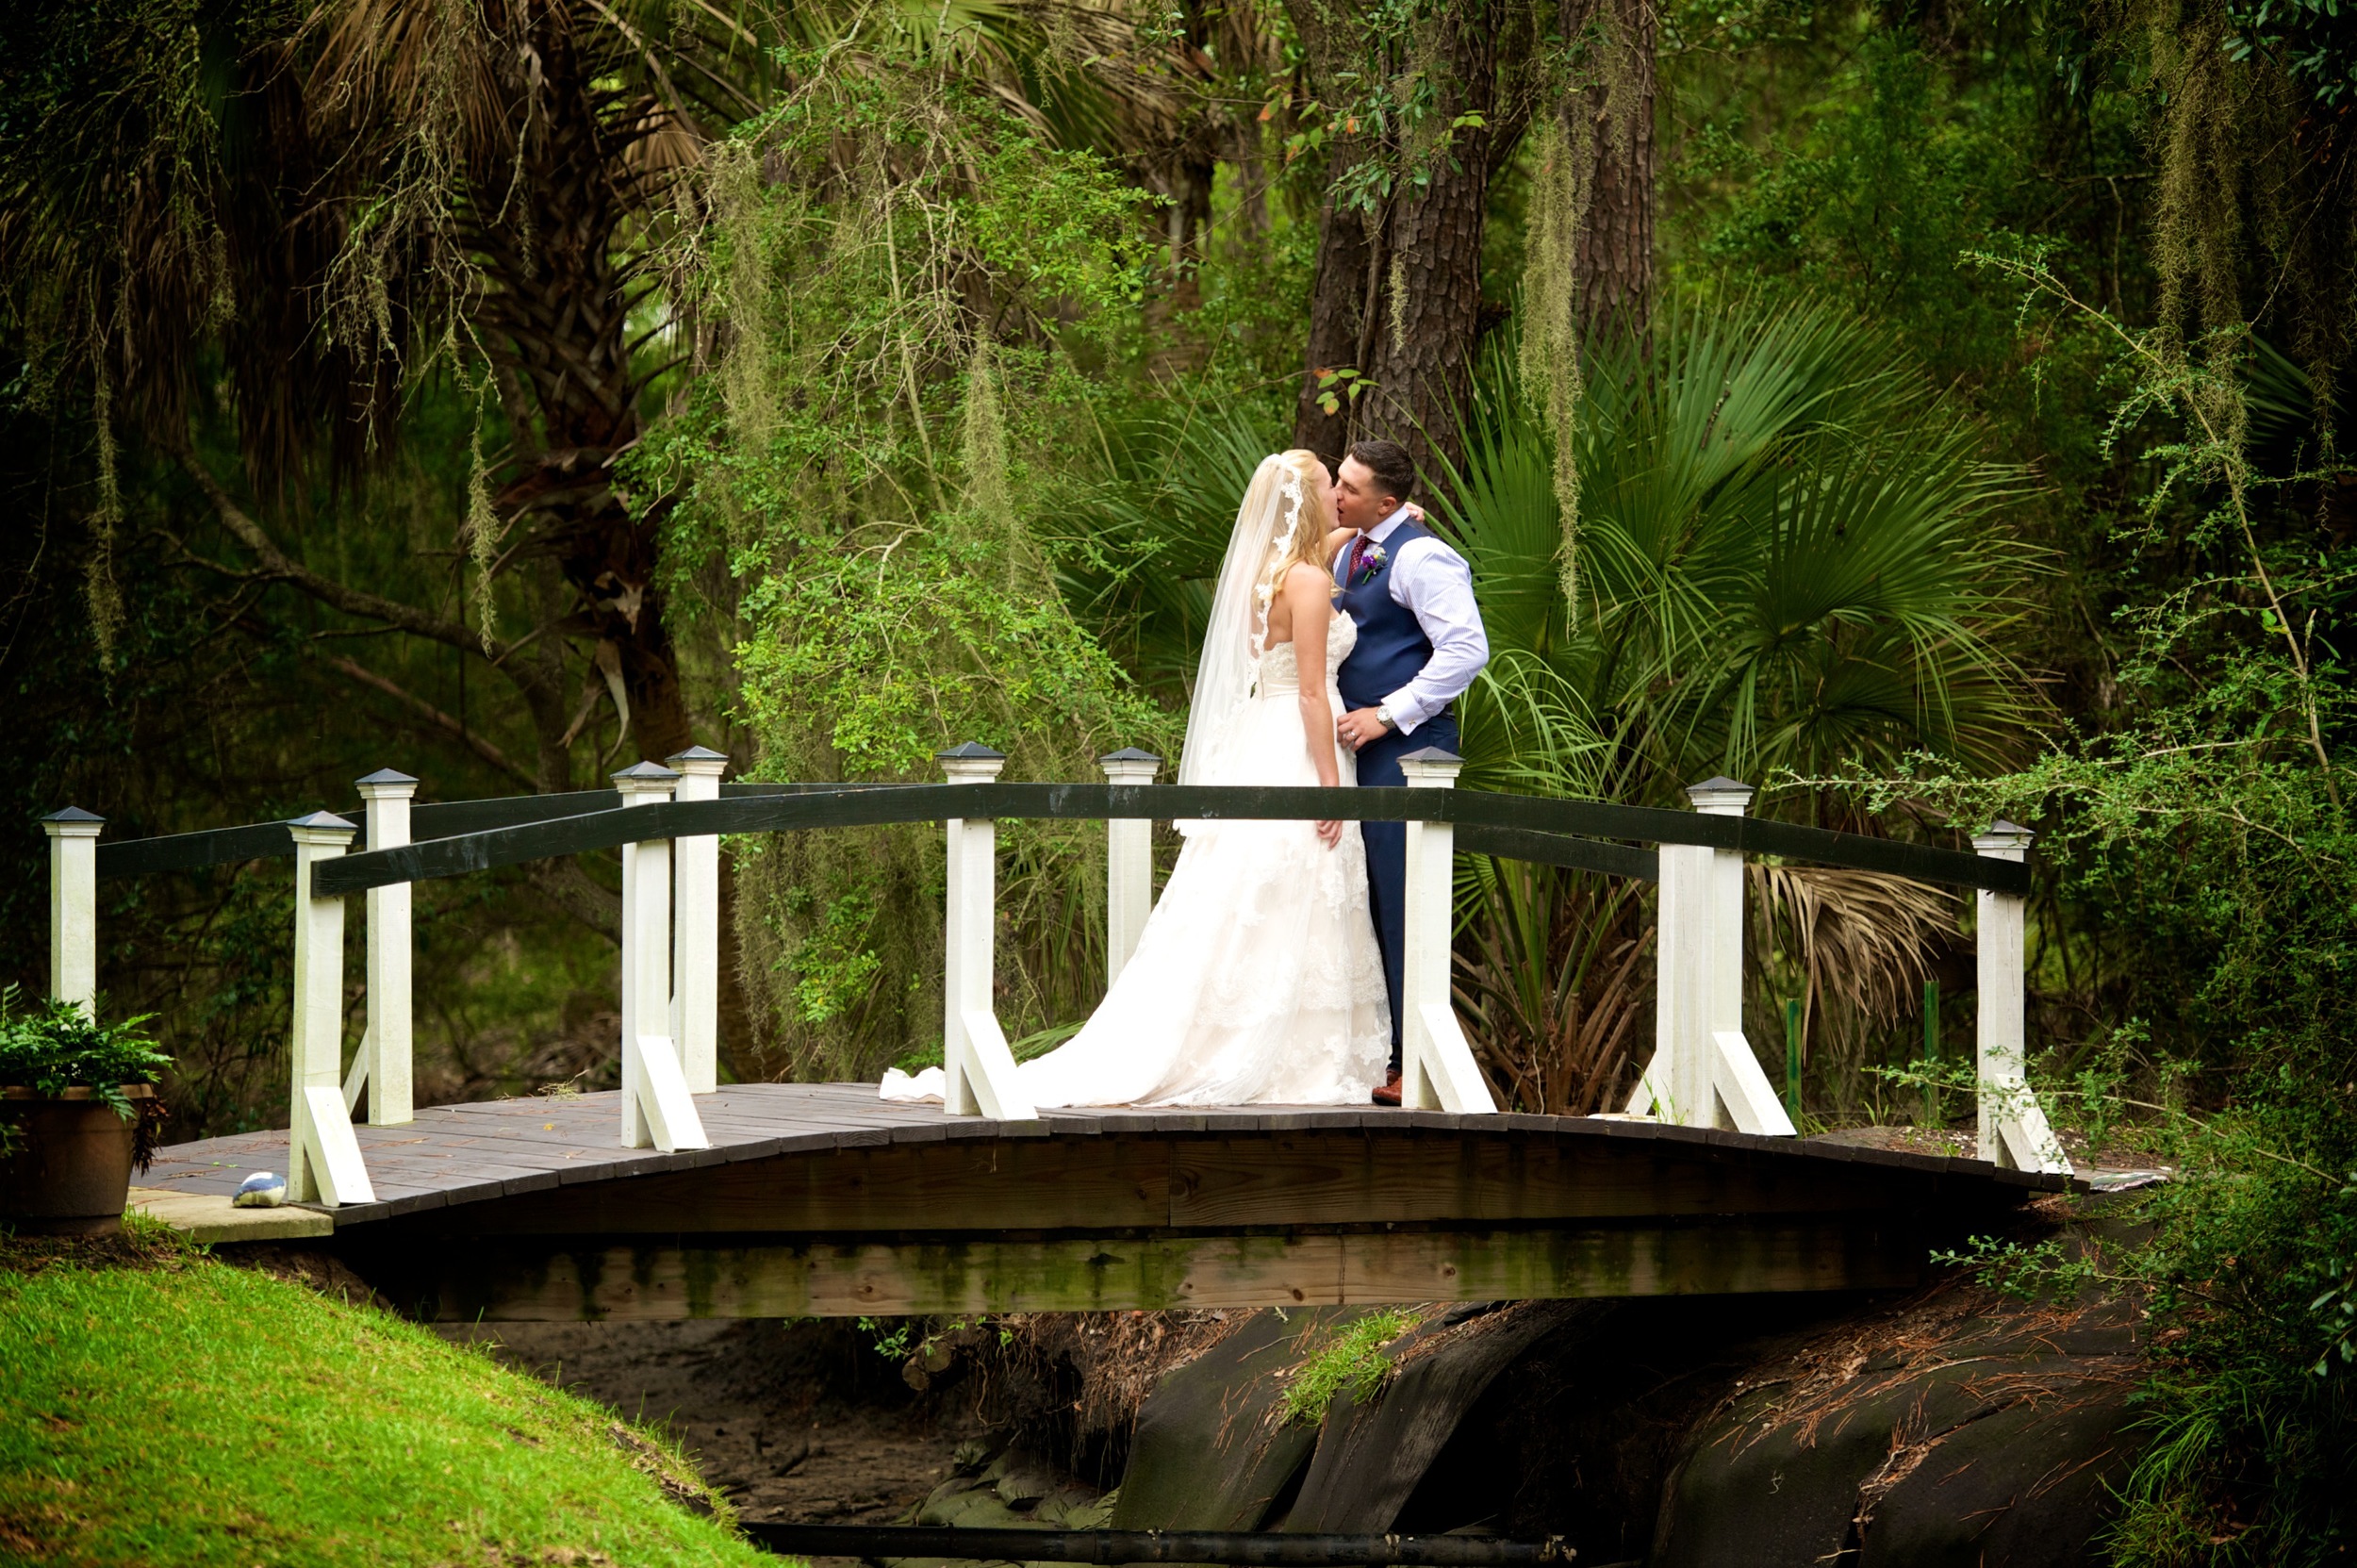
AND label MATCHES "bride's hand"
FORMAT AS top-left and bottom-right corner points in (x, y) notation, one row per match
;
(1315, 818), (1343, 849)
